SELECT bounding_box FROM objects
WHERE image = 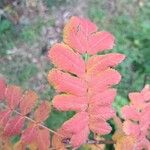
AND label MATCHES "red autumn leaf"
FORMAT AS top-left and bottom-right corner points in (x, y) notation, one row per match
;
(48, 43), (85, 77)
(89, 118), (112, 135)
(19, 90), (38, 115)
(5, 85), (22, 109)
(90, 88), (117, 105)
(63, 16), (115, 54)
(71, 126), (89, 148)
(86, 53), (125, 75)
(88, 69), (121, 92)
(122, 105), (140, 121)
(48, 69), (87, 96)
(89, 105), (115, 120)
(4, 115), (25, 136)
(21, 126), (37, 144)
(0, 109), (12, 127)
(63, 16), (97, 54)
(34, 101), (51, 122)
(0, 78), (6, 100)
(53, 94), (87, 111)
(21, 126), (50, 150)
(48, 16), (125, 148)
(36, 128), (50, 150)
(62, 112), (89, 134)
(121, 85), (150, 149)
